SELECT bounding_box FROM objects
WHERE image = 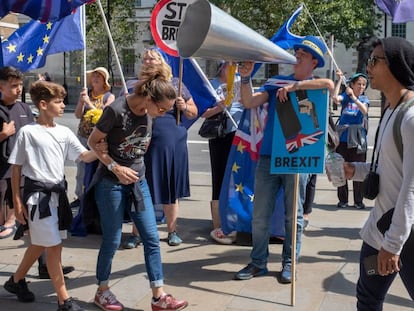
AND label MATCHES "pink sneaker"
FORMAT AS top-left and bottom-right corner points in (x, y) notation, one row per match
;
(94, 289), (124, 311)
(151, 293), (188, 311)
